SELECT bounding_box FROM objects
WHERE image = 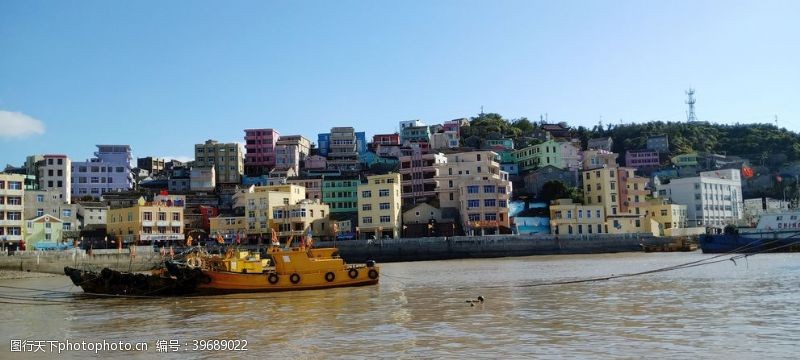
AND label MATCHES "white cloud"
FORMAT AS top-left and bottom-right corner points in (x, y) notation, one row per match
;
(0, 110), (46, 138)
(165, 155), (194, 163)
